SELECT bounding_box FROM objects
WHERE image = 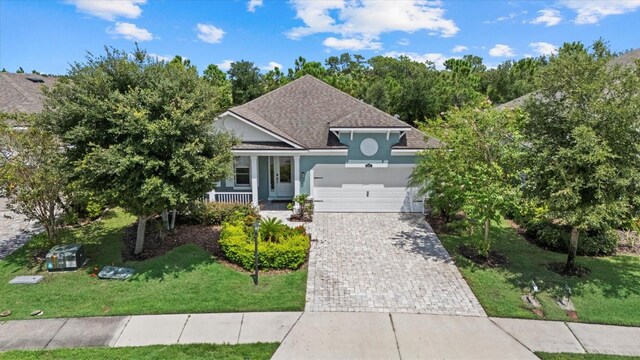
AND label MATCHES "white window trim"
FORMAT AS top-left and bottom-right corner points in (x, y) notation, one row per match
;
(233, 156), (251, 190)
